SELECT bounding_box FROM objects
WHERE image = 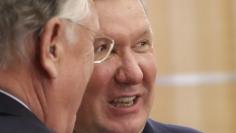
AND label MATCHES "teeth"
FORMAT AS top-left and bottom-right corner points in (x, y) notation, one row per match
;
(113, 96), (136, 103)
(111, 96), (136, 108)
